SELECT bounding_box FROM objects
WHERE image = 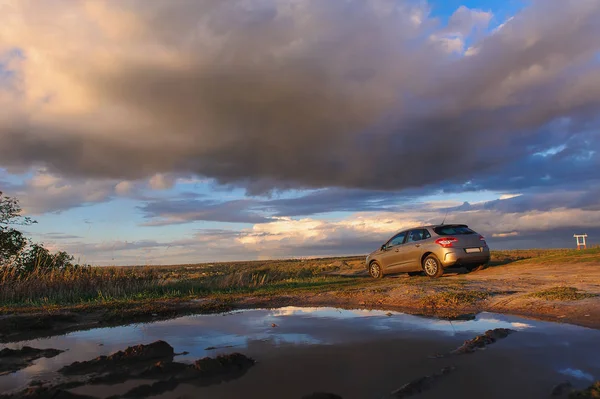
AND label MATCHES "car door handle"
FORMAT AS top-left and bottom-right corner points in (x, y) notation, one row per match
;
(394, 249), (399, 252)
(415, 244), (421, 247)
